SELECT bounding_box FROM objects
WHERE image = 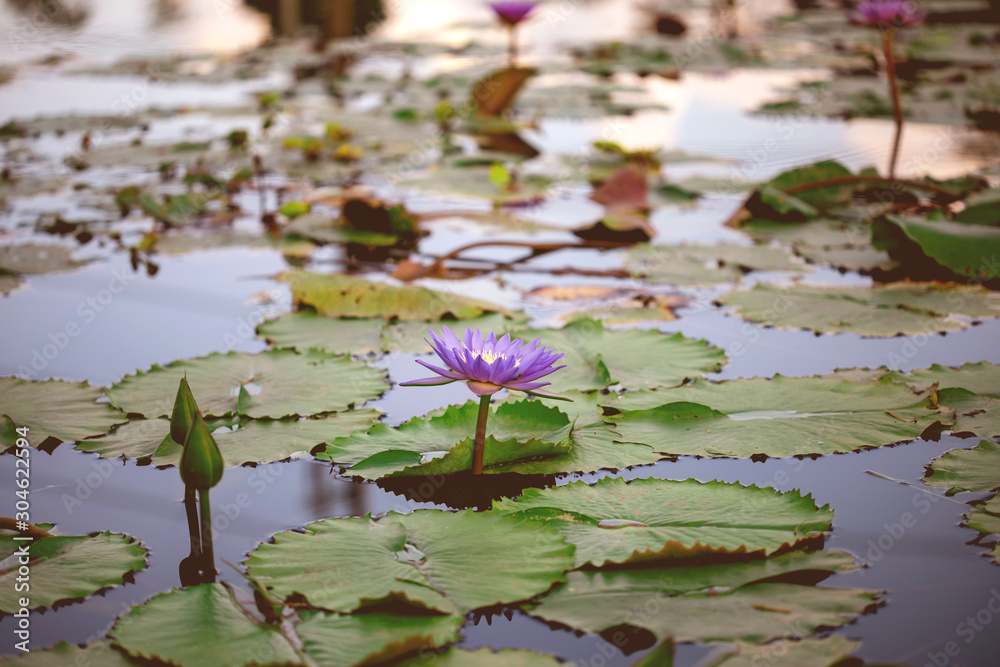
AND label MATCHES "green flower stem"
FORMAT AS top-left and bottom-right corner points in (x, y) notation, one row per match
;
(882, 28), (904, 179)
(508, 25), (518, 68)
(472, 395), (491, 475)
(184, 485), (201, 557)
(198, 489), (215, 571)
